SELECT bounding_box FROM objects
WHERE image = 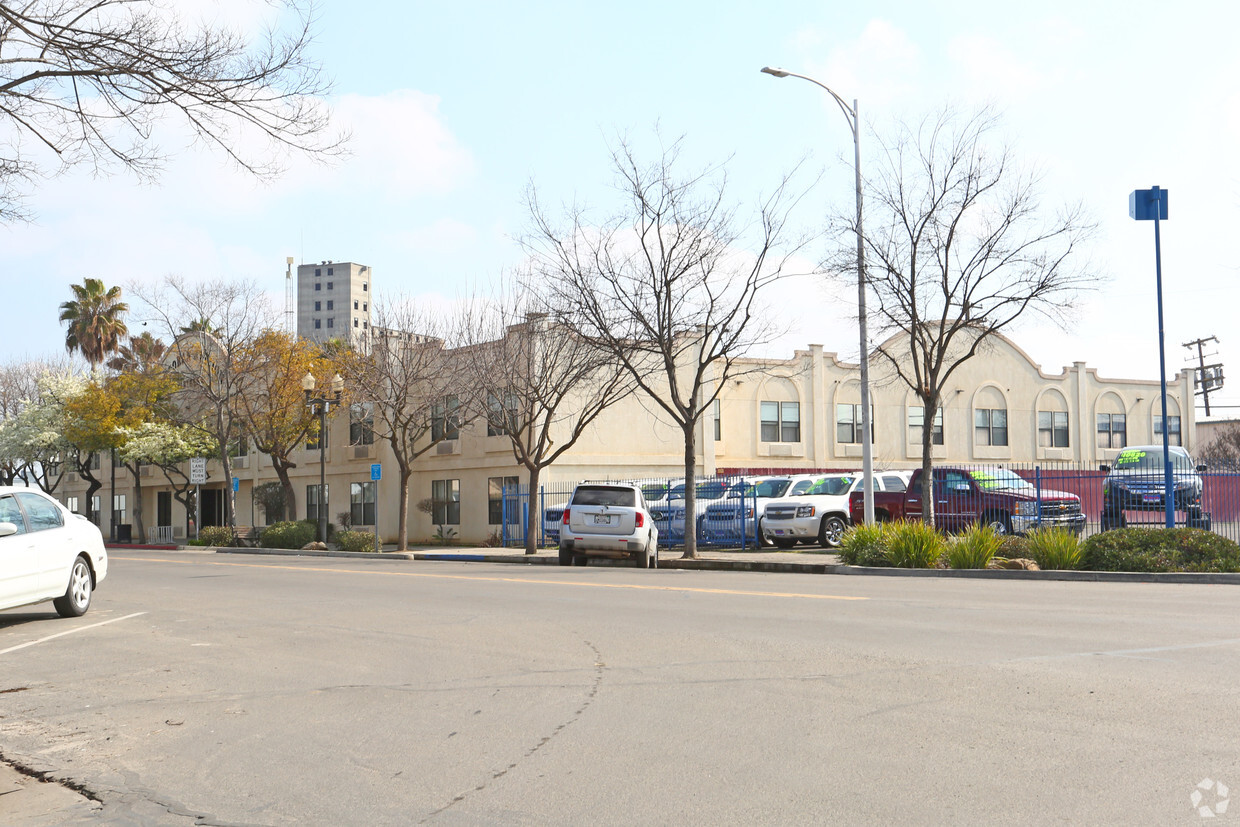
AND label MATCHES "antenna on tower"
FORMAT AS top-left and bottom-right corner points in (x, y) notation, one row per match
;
(285, 257), (295, 334)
